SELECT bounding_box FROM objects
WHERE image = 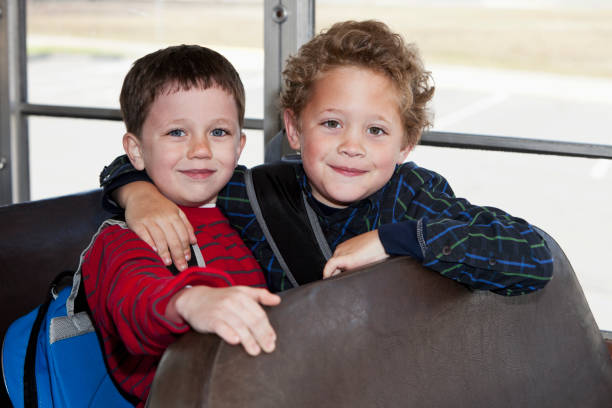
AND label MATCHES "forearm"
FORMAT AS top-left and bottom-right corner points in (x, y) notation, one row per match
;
(108, 265), (234, 355)
(116, 180), (161, 209)
(421, 211), (553, 295)
(83, 227), (228, 356)
(386, 163), (554, 295)
(100, 154), (152, 211)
